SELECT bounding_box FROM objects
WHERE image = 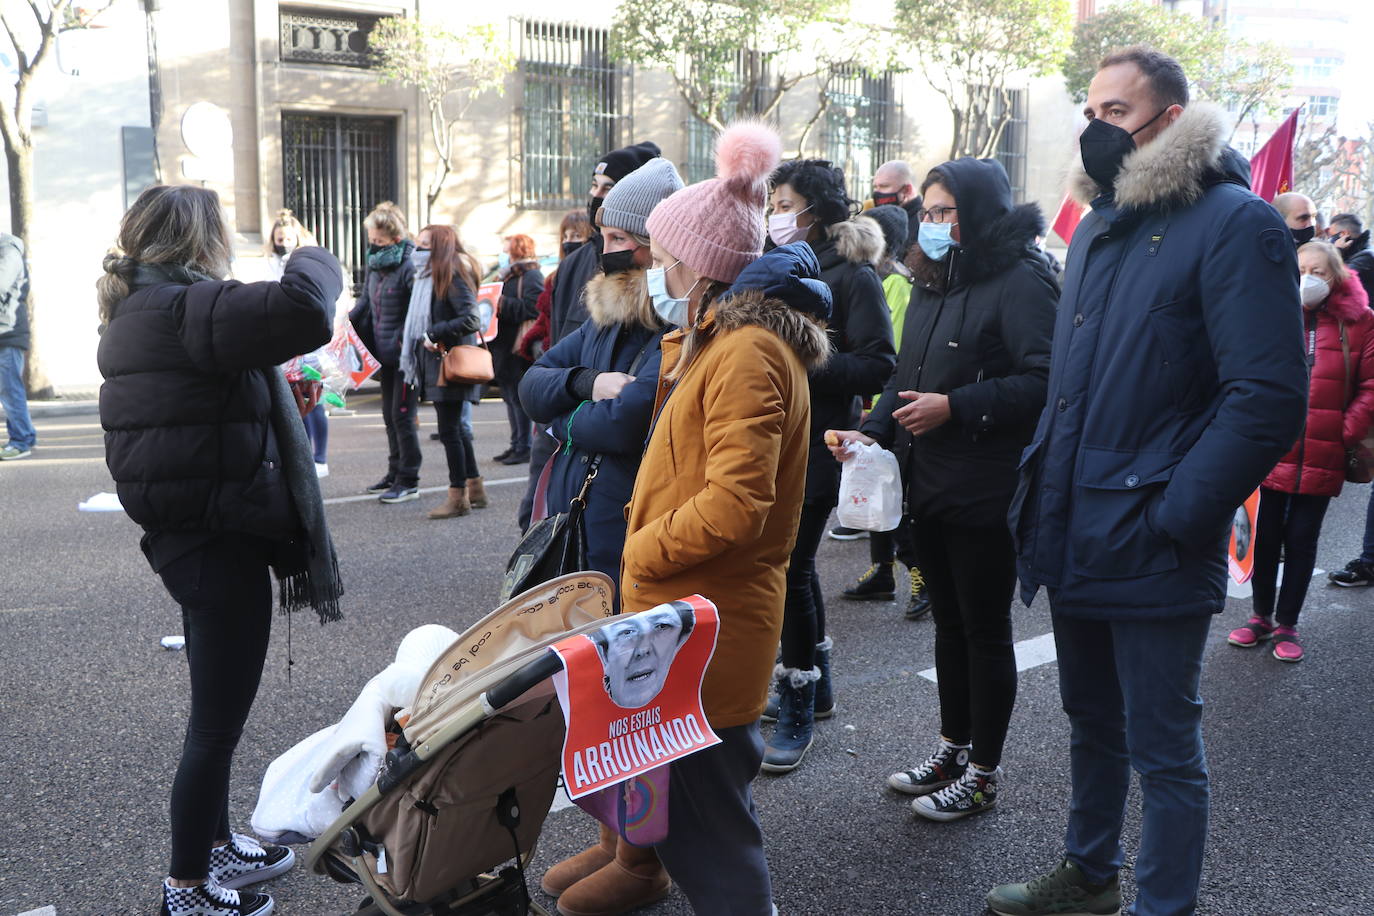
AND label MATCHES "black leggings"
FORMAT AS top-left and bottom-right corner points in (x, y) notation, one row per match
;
(433, 401), (476, 487)
(379, 365), (422, 487)
(910, 517), (1017, 768)
(779, 501), (832, 670)
(869, 515), (916, 568)
(157, 534), (274, 880)
(1252, 487), (1331, 627)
